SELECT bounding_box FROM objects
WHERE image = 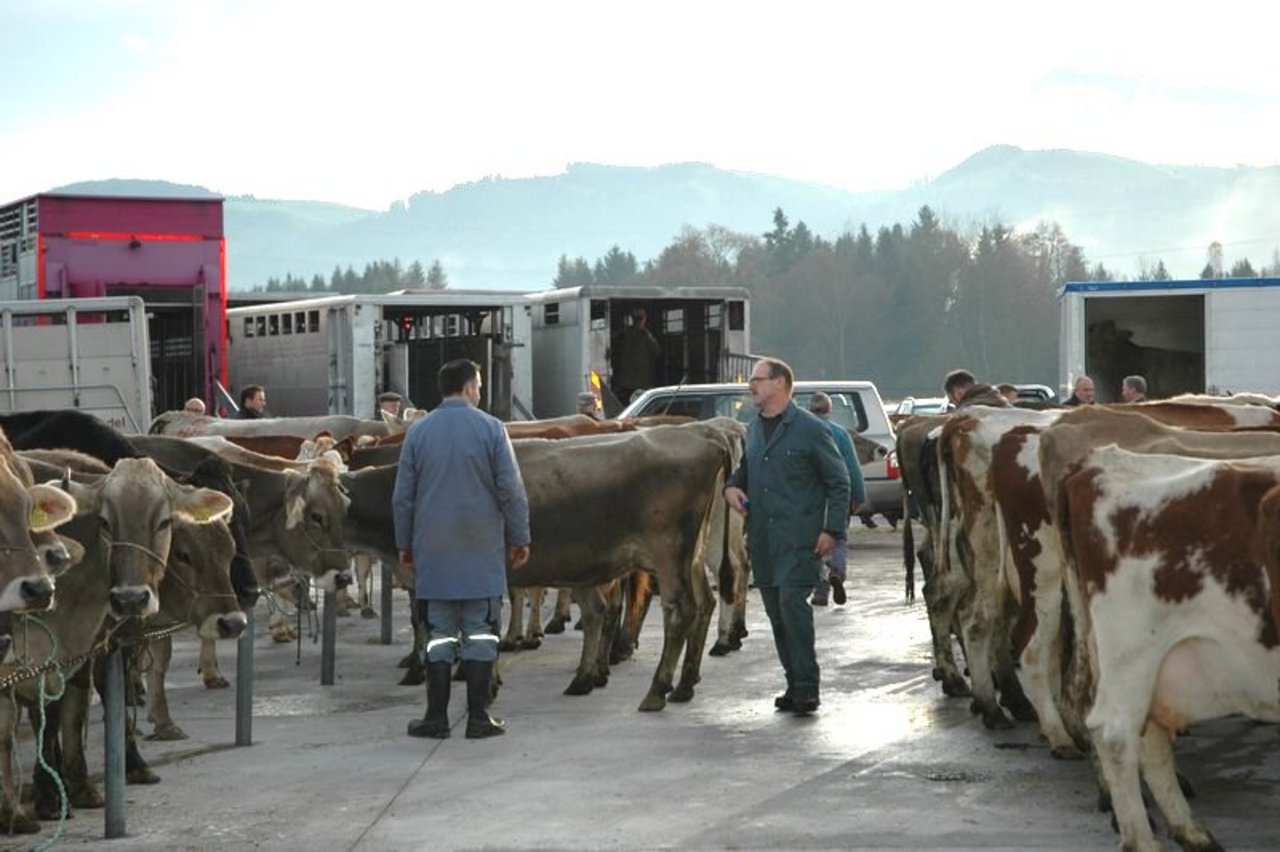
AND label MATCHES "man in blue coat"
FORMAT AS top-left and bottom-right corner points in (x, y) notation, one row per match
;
(723, 358), (850, 714)
(393, 359), (531, 739)
(807, 392), (865, 606)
